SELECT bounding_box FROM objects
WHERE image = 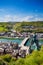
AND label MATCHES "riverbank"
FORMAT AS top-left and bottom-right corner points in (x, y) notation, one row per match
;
(39, 38), (43, 40)
(0, 36), (24, 40)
